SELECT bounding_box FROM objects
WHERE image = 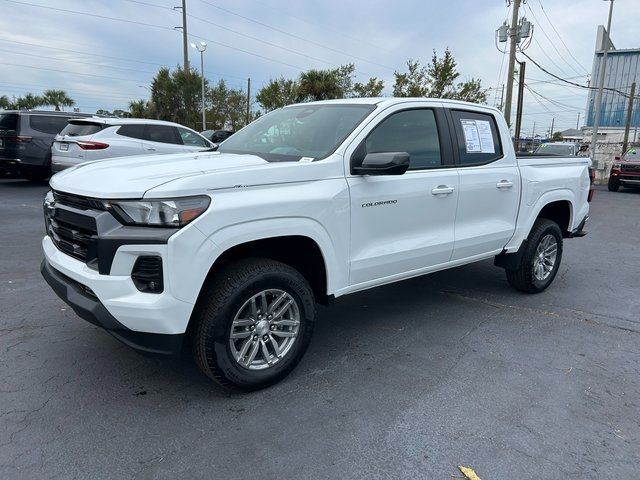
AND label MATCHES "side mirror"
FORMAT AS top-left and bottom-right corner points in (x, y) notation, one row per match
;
(352, 152), (410, 176)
